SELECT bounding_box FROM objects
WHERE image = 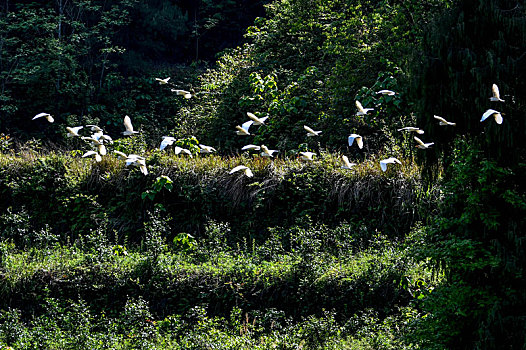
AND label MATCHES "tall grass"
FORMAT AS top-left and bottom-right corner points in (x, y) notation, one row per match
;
(1, 147), (433, 241)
